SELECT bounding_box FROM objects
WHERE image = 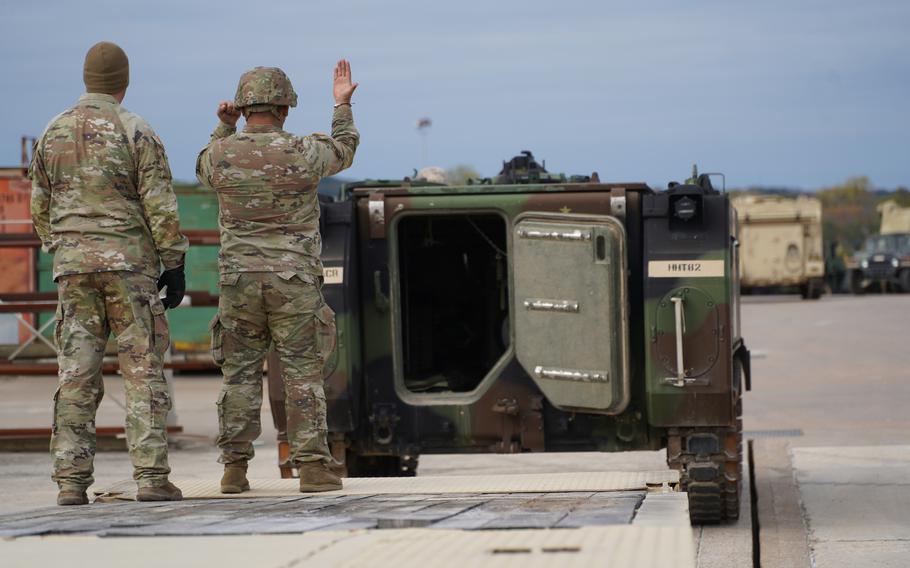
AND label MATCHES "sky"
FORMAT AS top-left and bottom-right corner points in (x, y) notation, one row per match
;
(1, 0), (908, 189)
